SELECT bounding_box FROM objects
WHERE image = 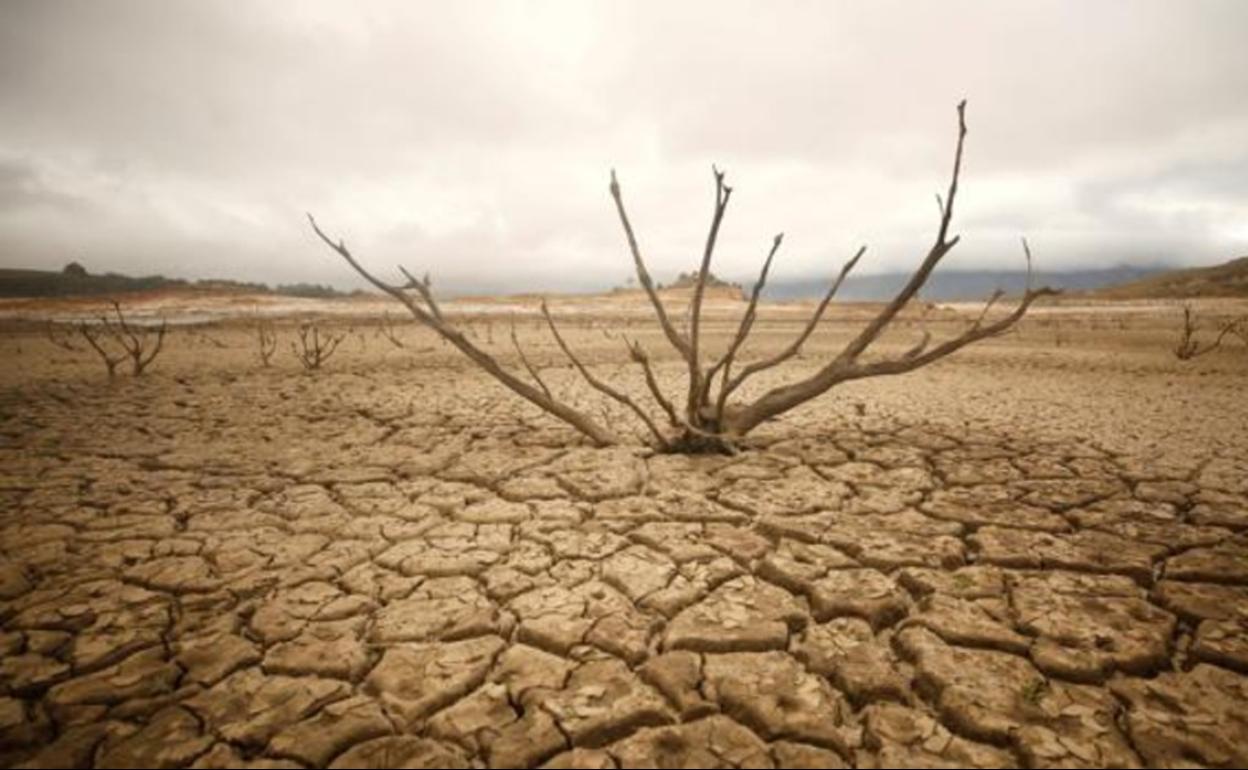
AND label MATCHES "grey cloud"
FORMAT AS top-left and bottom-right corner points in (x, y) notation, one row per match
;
(1, 0), (1246, 291)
